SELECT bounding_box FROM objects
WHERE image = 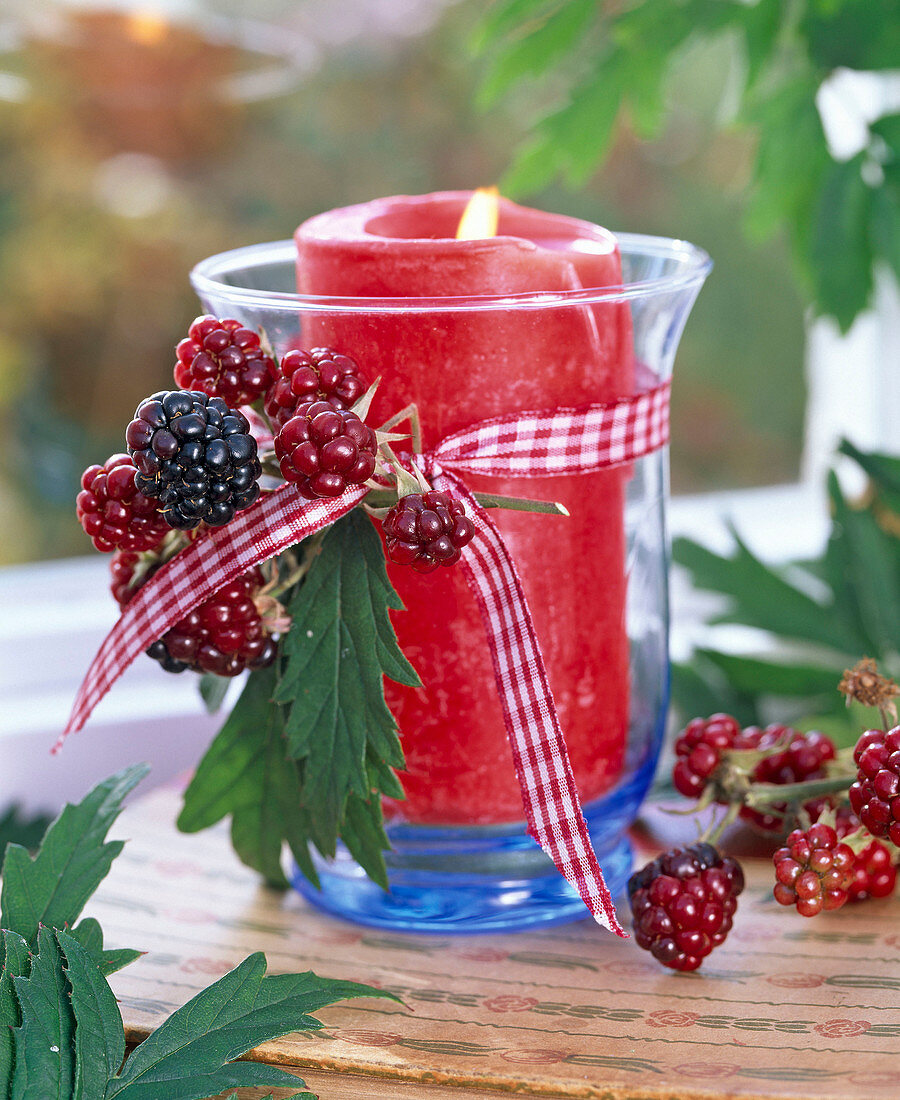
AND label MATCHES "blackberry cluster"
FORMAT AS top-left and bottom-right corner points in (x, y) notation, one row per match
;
(175, 316), (276, 408)
(742, 726), (837, 832)
(265, 347), (366, 429)
(382, 491), (476, 573)
(77, 453), (169, 553)
(773, 822), (855, 917)
(835, 809), (898, 903)
(849, 726), (900, 846)
(126, 390), (261, 530)
(274, 400), (377, 499)
(628, 843), (744, 971)
(112, 552), (276, 676)
(672, 713), (745, 799)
